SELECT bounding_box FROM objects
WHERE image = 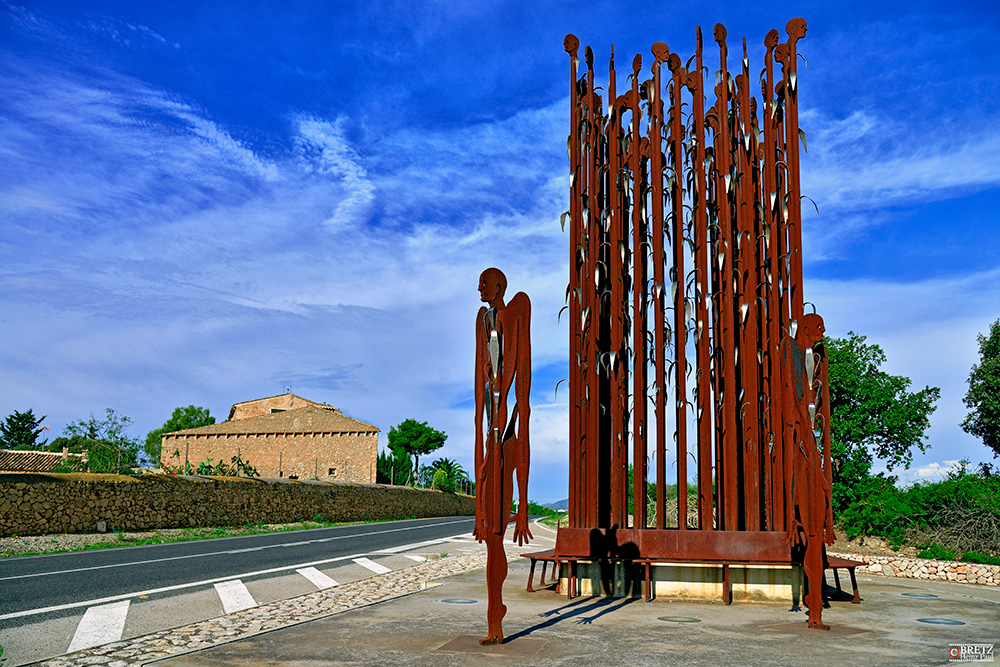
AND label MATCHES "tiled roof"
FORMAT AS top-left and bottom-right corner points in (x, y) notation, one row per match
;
(0, 449), (85, 473)
(164, 406), (379, 437)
